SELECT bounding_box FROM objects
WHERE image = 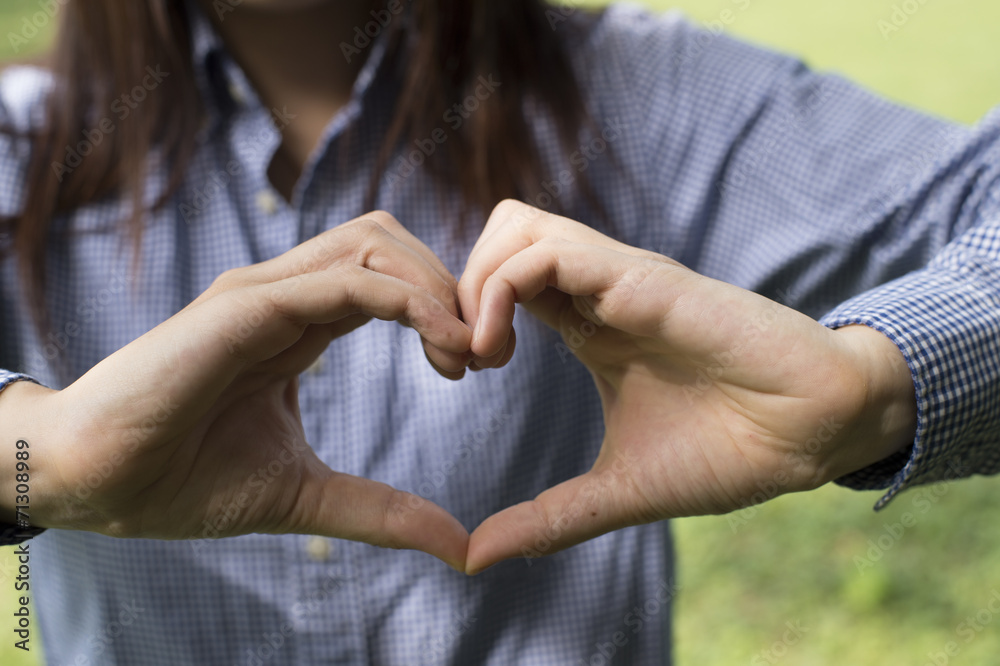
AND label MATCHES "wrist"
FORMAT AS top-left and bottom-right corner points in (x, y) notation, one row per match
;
(823, 324), (918, 482)
(0, 380), (62, 529)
